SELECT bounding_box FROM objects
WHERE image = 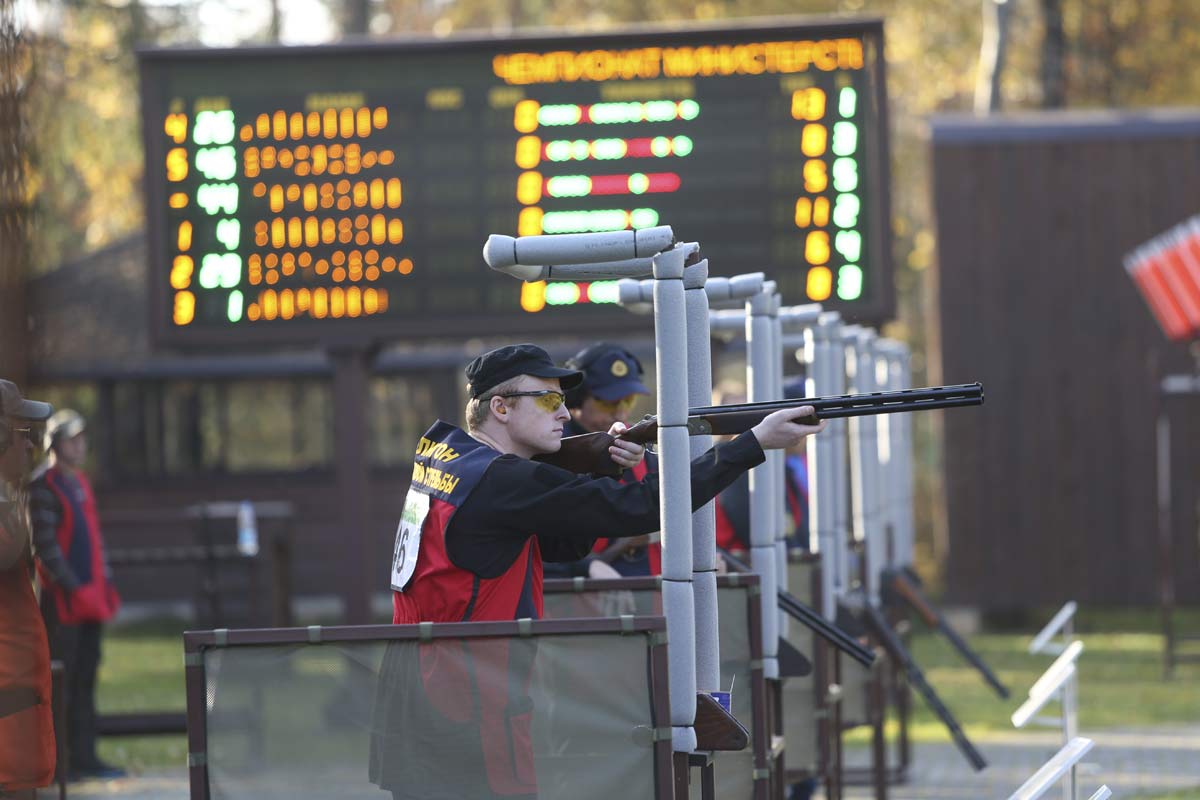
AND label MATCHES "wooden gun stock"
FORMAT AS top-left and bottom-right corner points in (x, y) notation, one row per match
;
(536, 382), (984, 477)
(533, 417), (658, 477)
